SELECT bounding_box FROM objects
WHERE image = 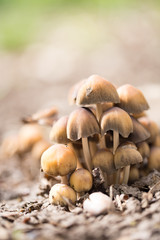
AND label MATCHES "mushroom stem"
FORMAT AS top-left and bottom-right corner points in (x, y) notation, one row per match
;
(68, 143), (83, 169)
(113, 130), (119, 154)
(82, 138), (92, 173)
(61, 176), (68, 185)
(77, 192), (85, 199)
(123, 165), (130, 184)
(96, 103), (102, 122)
(115, 169), (120, 184)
